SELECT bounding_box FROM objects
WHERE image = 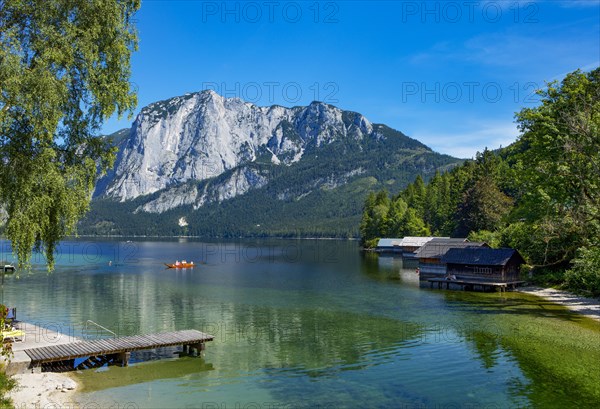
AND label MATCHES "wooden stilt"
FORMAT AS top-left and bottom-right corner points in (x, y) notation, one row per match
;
(189, 342), (205, 357)
(118, 352), (131, 367)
